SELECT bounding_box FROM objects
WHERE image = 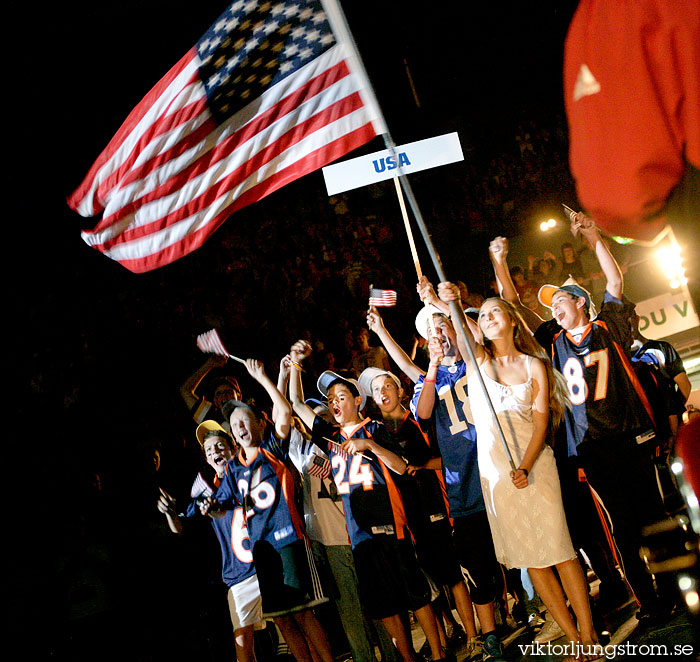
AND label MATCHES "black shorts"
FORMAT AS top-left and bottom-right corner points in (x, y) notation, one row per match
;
(352, 535), (432, 620)
(412, 516), (463, 588)
(452, 510), (501, 605)
(253, 539), (326, 617)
